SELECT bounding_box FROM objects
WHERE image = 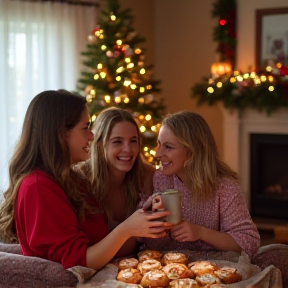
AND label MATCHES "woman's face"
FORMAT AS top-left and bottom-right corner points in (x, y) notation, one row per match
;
(156, 125), (189, 183)
(66, 105), (94, 164)
(104, 121), (139, 176)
